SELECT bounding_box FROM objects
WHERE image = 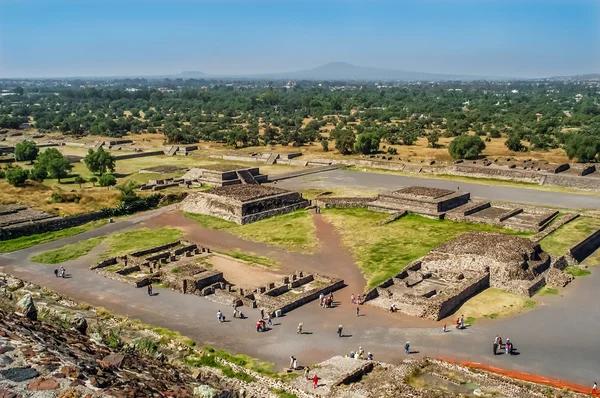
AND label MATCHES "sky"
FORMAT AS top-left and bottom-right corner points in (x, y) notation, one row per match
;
(0, 0), (598, 78)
